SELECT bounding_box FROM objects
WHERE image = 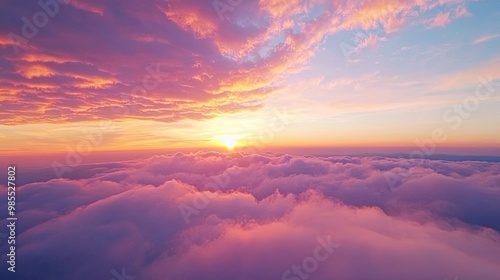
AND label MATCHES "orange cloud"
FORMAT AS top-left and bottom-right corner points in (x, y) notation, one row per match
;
(164, 1), (218, 38)
(22, 53), (75, 64)
(74, 77), (117, 89)
(259, 0), (304, 18)
(0, 0), (473, 126)
(340, 0), (465, 32)
(20, 65), (56, 79)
